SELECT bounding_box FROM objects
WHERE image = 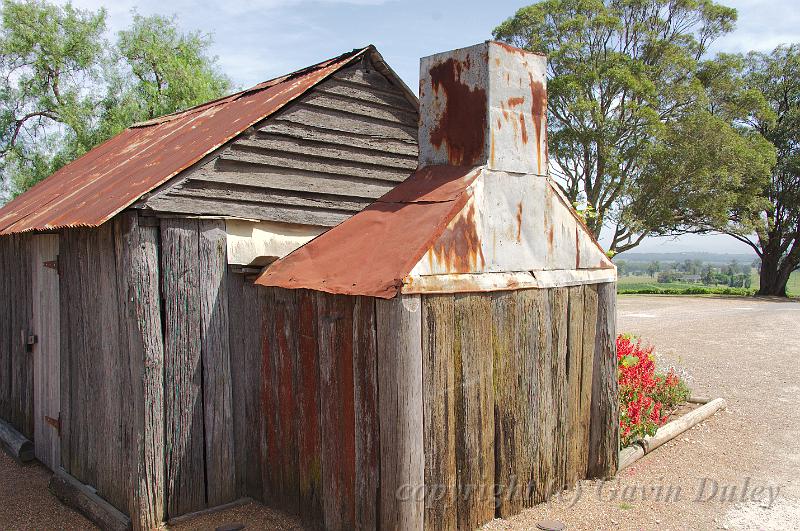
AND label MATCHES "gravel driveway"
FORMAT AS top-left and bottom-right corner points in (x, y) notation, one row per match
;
(1, 295), (798, 530)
